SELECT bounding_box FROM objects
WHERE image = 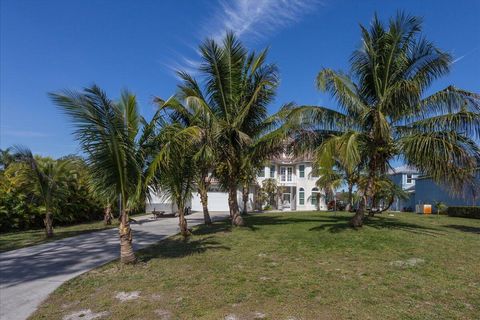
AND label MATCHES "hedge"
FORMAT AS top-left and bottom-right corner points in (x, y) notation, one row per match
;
(447, 206), (480, 219)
